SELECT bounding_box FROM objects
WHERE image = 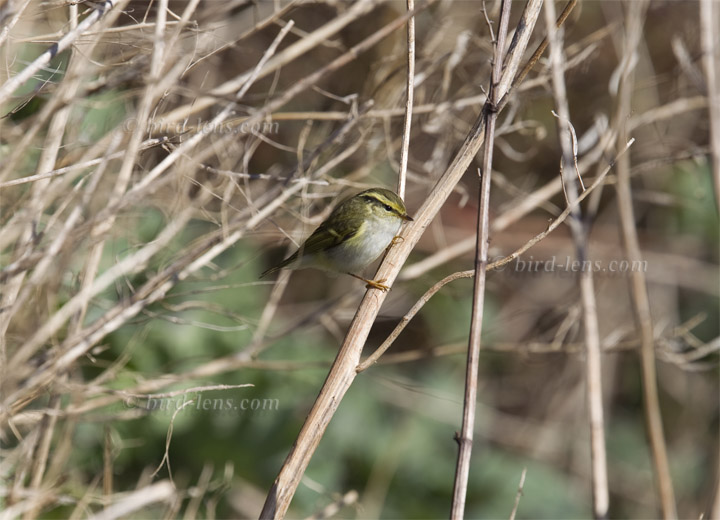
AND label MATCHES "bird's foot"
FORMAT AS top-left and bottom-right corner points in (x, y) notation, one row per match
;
(365, 278), (390, 292)
(347, 272), (390, 292)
